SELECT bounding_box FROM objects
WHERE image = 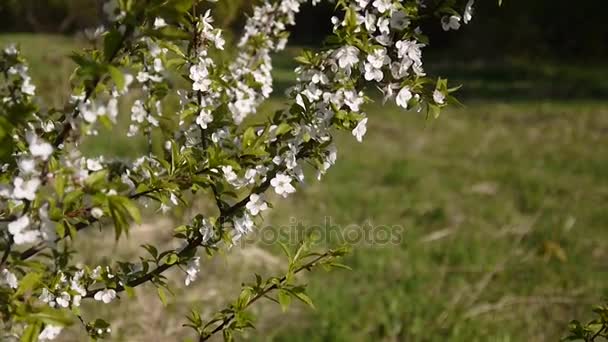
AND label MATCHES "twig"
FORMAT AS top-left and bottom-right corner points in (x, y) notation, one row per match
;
(199, 252), (332, 341)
